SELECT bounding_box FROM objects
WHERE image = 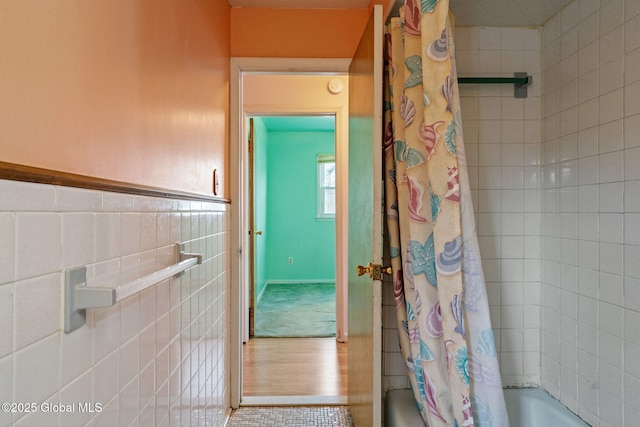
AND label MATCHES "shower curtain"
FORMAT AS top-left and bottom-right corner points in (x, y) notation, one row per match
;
(383, 1), (509, 426)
